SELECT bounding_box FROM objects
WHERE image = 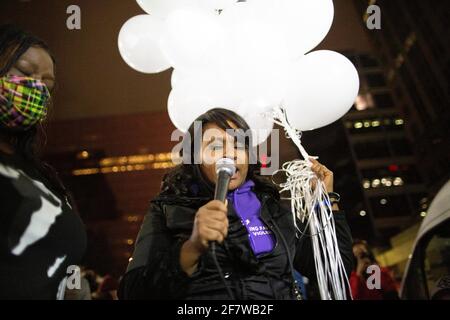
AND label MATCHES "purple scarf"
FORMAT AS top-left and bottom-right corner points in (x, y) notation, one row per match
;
(227, 180), (276, 256)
